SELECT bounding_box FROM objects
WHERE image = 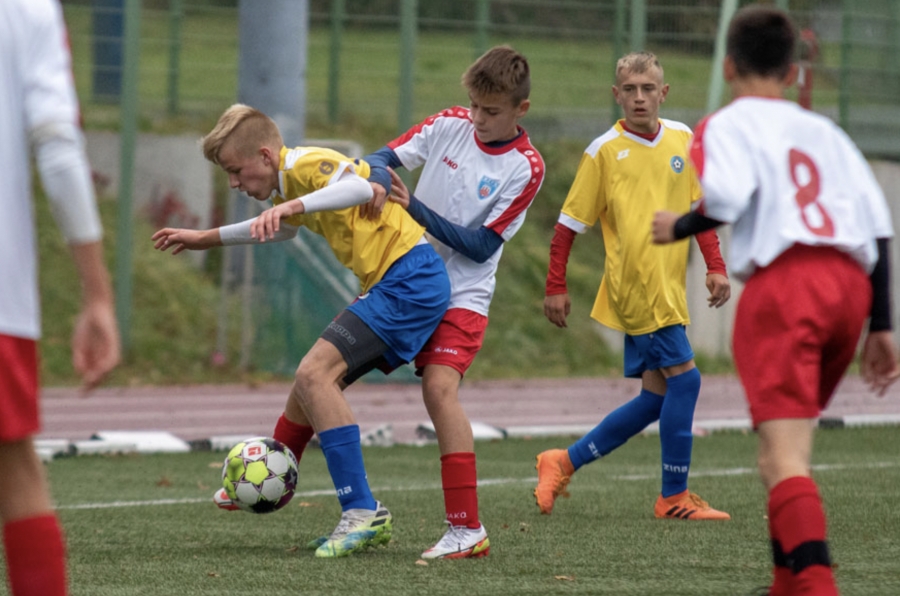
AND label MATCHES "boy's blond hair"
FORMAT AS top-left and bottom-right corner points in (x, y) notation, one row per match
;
(462, 45), (531, 105)
(615, 51), (664, 85)
(201, 103), (284, 164)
